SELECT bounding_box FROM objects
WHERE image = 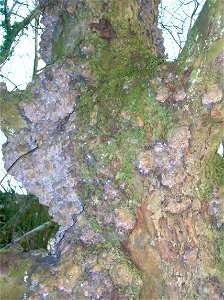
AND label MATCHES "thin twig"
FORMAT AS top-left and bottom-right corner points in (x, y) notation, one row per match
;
(0, 5), (41, 68)
(0, 146), (39, 185)
(3, 221), (54, 249)
(32, 0), (39, 80)
(0, 74), (18, 89)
